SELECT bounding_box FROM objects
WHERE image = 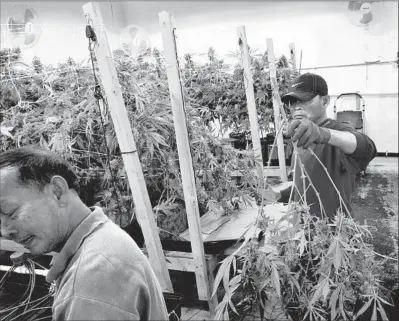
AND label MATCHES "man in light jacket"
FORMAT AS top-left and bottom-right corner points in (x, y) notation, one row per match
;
(0, 146), (169, 320)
